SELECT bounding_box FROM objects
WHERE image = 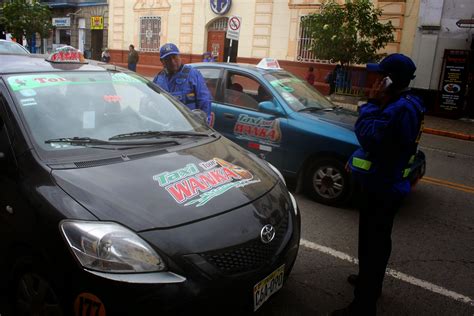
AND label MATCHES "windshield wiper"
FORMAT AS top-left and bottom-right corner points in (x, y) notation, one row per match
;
(108, 130), (213, 141)
(44, 136), (179, 147)
(298, 107), (334, 113)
